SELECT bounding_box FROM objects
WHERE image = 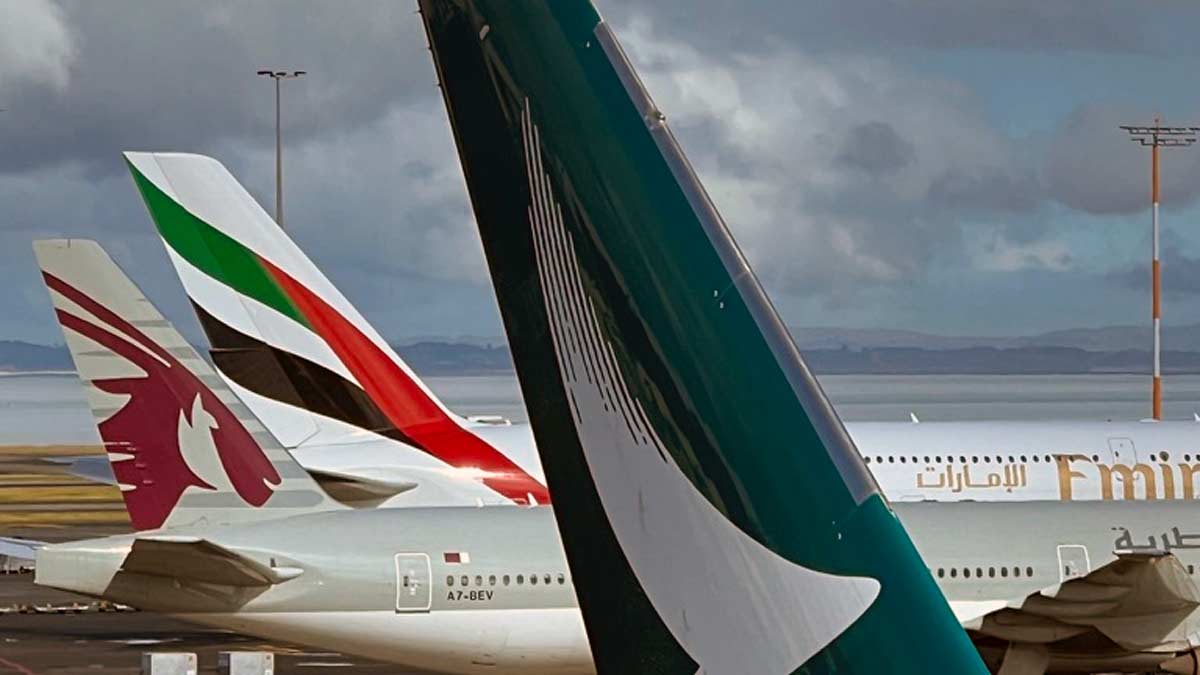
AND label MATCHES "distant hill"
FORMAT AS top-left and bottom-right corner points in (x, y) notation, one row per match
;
(9, 334), (1200, 376)
(791, 323), (1200, 352)
(0, 340), (72, 372)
